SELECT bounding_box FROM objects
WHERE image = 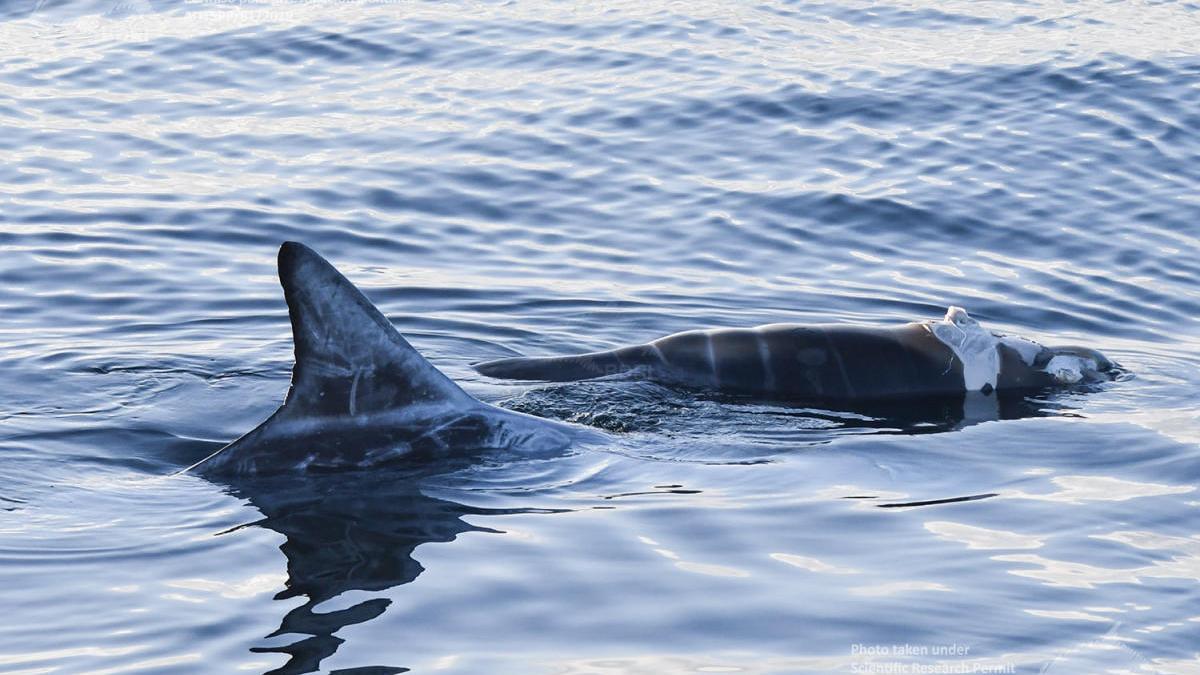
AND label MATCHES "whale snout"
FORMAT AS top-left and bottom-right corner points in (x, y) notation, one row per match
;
(1040, 345), (1119, 383)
